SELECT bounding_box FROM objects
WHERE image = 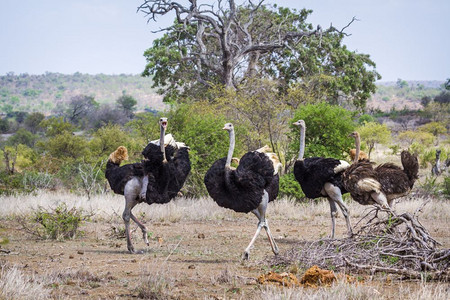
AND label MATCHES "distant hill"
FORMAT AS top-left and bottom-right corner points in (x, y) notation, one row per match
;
(0, 72), (165, 115)
(367, 80), (445, 112)
(0, 73), (445, 114)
